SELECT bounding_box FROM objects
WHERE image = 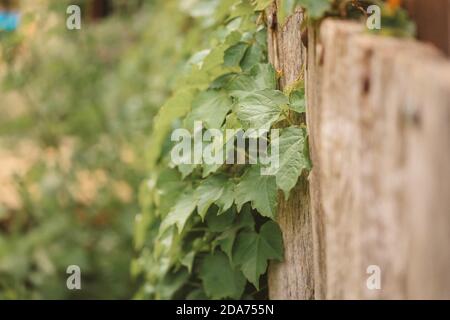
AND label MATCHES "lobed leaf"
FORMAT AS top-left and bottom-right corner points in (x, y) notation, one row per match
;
(235, 165), (277, 219)
(233, 221), (283, 289)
